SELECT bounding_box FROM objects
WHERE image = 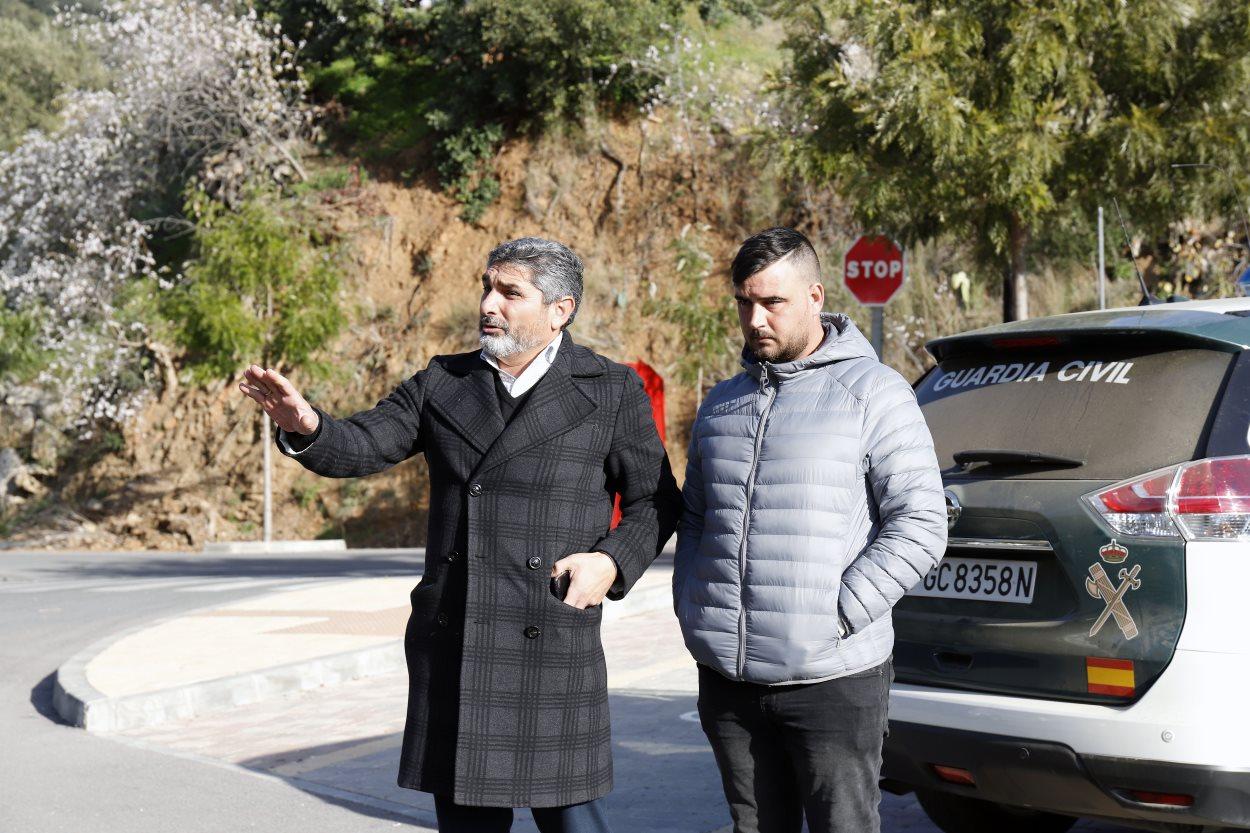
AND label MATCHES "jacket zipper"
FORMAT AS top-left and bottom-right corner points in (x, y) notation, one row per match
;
(736, 365), (778, 680)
